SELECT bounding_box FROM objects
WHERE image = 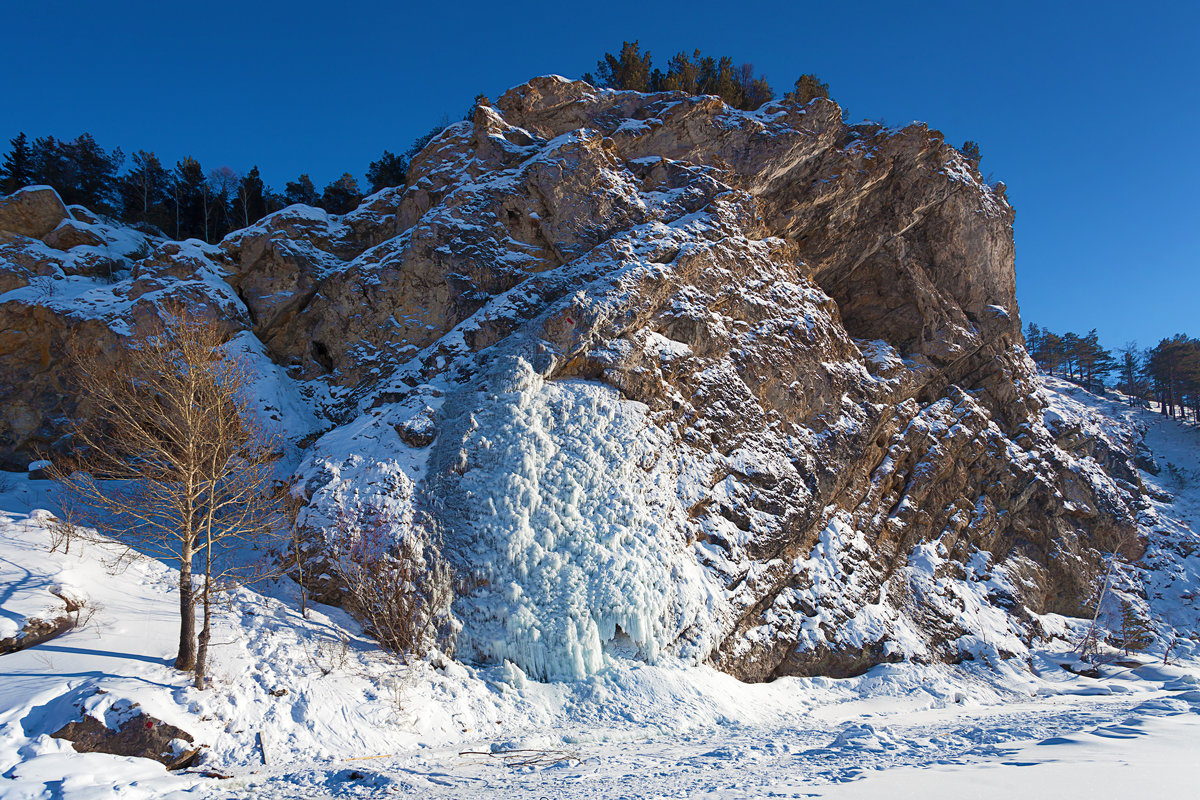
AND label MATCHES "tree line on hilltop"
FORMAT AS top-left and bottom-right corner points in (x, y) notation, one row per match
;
(578, 43), (983, 164)
(582, 40), (831, 111)
(1027, 324), (1200, 421)
(0, 125), (444, 243)
(1, 41), (982, 246)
